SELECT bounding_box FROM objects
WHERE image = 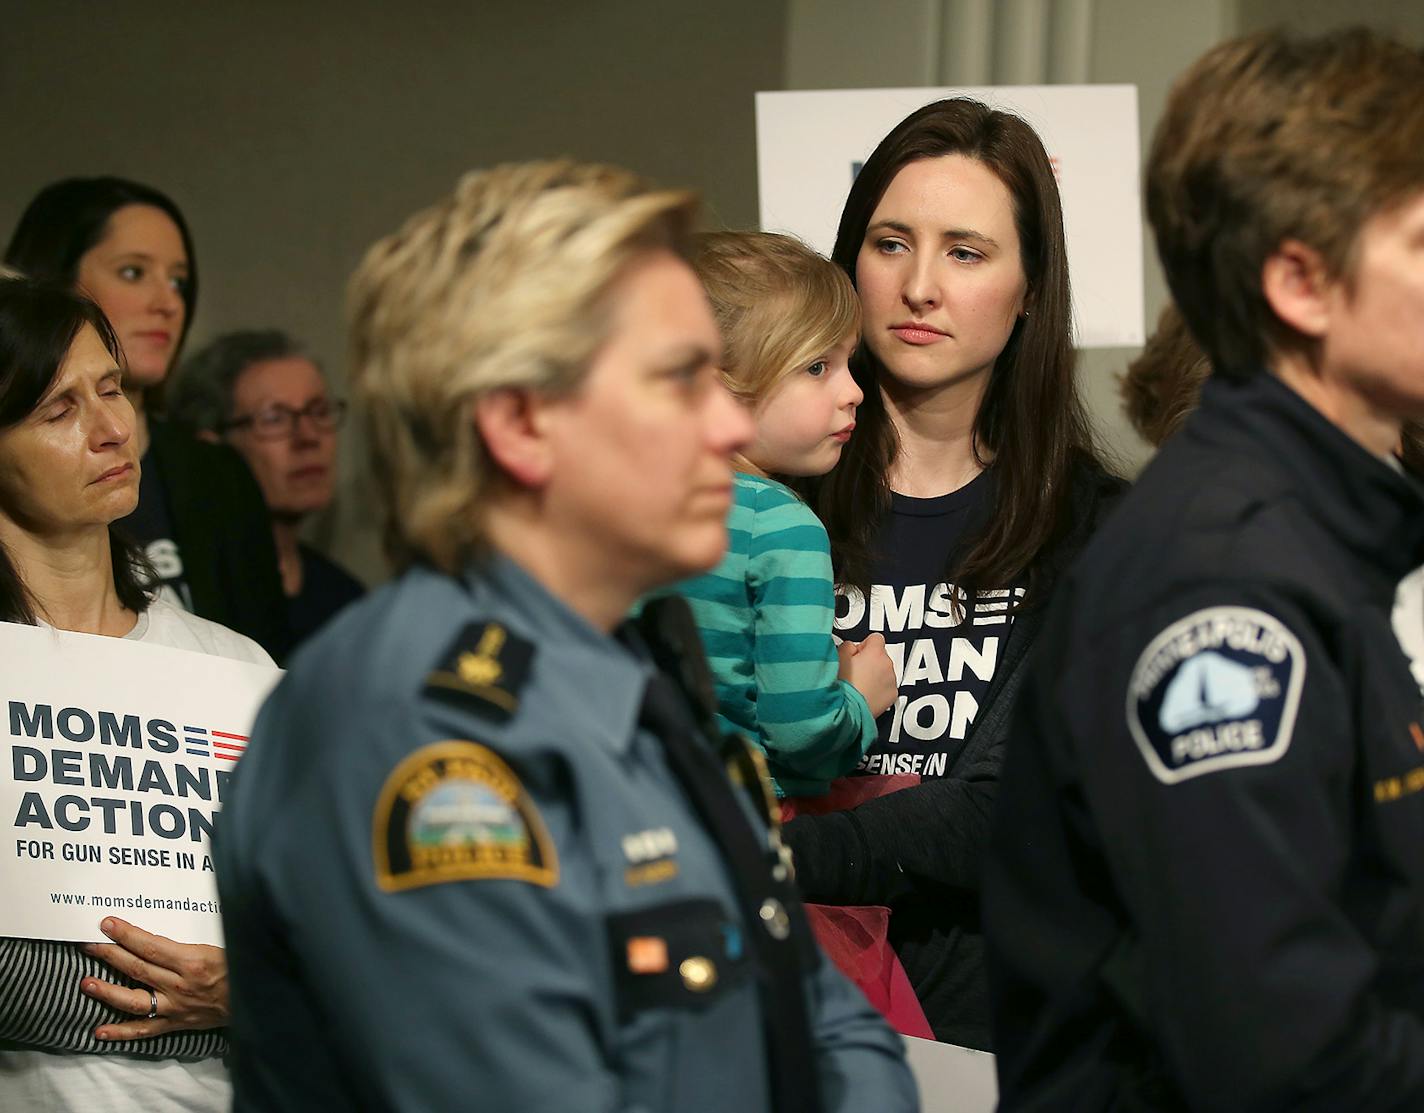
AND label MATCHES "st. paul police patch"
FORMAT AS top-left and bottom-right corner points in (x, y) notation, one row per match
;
(373, 740), (558, 892)
(1127, 606), (1306, 785)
